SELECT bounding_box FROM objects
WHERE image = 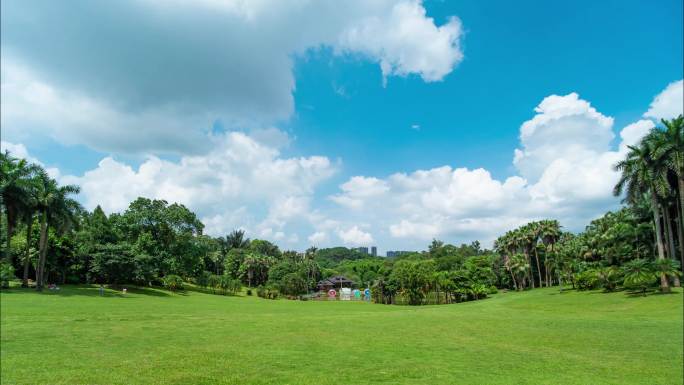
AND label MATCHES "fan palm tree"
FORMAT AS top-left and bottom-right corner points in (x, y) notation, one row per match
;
(539, 219), (561, 286)
(614, 142), (670, 292)
(34, 171), (81, 291)
(509, 253), (529, 290)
